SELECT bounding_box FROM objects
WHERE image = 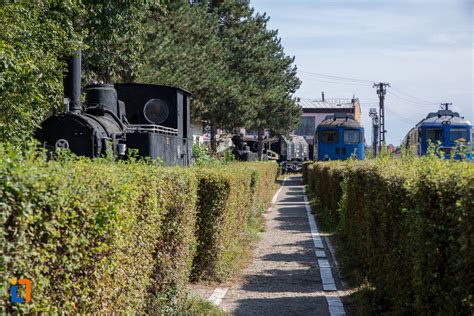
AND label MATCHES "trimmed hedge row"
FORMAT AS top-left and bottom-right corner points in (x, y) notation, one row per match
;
(192, 162), (278, 281)
(303, 158), (474, 314)
(1, 145), (278, 313)
(1, 148), (198, 314)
